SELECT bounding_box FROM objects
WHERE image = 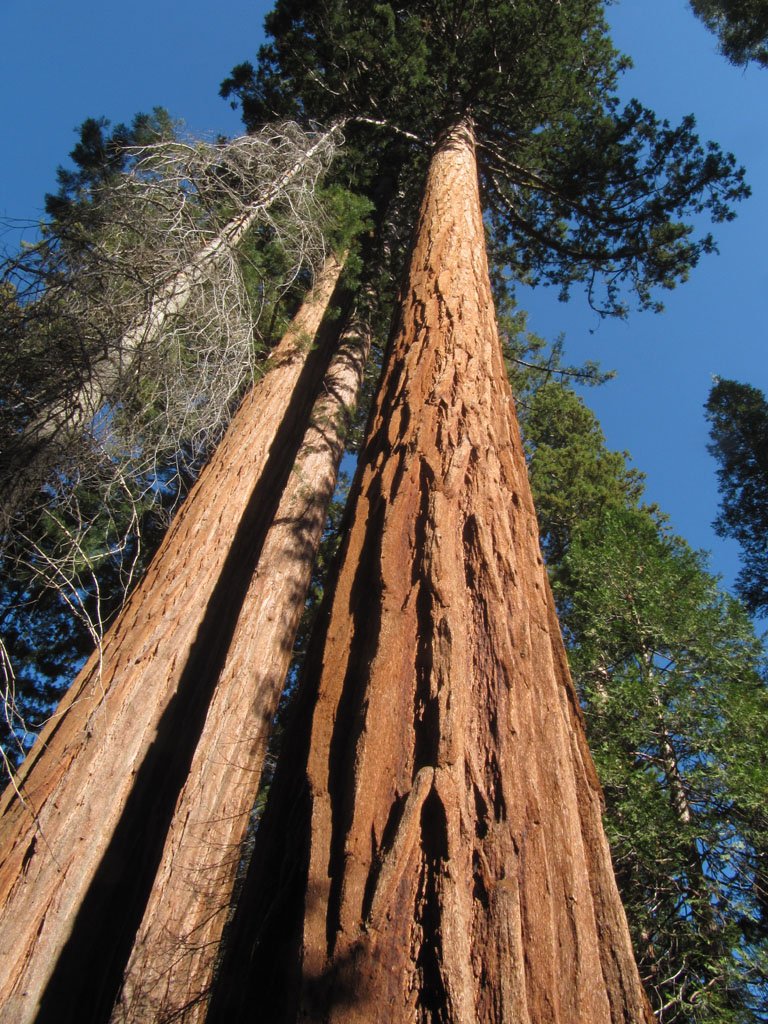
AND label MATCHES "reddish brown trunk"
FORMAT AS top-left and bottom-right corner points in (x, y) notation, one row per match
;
(110, 314), (371, 1023)
(210, 123), (652, 1023)
(0, 255), (345, 1024)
